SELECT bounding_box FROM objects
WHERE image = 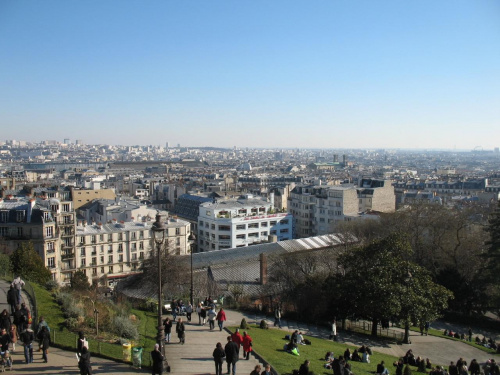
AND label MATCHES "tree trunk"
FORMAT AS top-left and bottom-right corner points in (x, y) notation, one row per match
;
(403, 323), (410, 344)
(371, 318), (378, 336)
